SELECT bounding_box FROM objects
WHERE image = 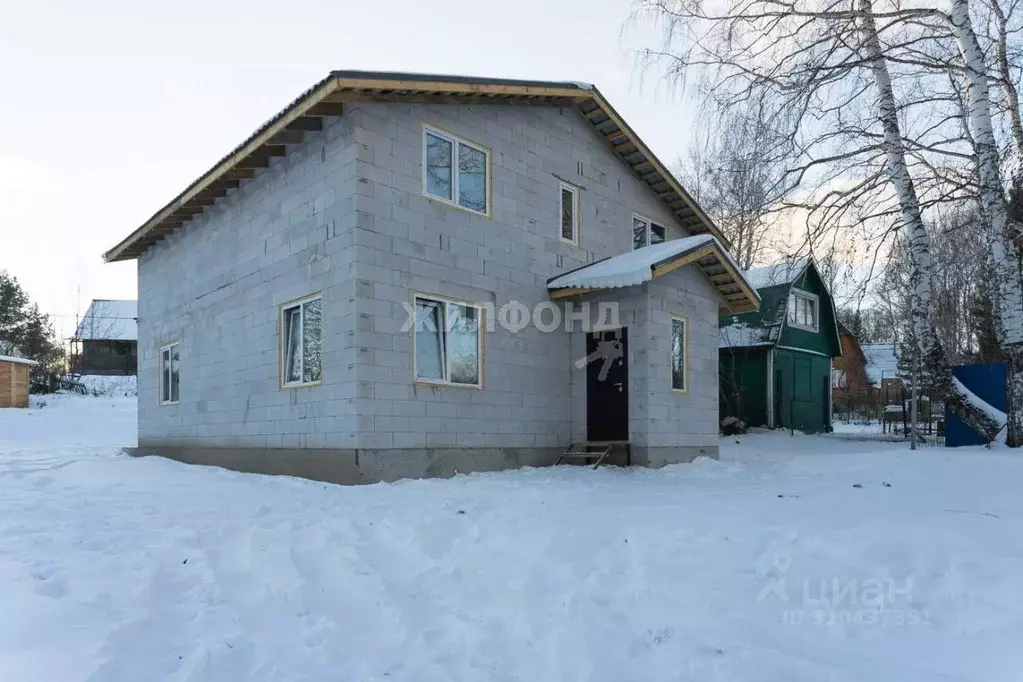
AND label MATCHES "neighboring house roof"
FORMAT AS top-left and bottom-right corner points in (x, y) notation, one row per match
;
(861, 342), (901, 385)
(0, 355), (38, 366)
(718, 257), (841, 355)
(836, 321), (868, 367)
(546, 235), (760, 314)
(74, 300), (138, 341)
(103, 70), (726, 263)
(719, 321), (773, 349)
(743, 259), (810, 290)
